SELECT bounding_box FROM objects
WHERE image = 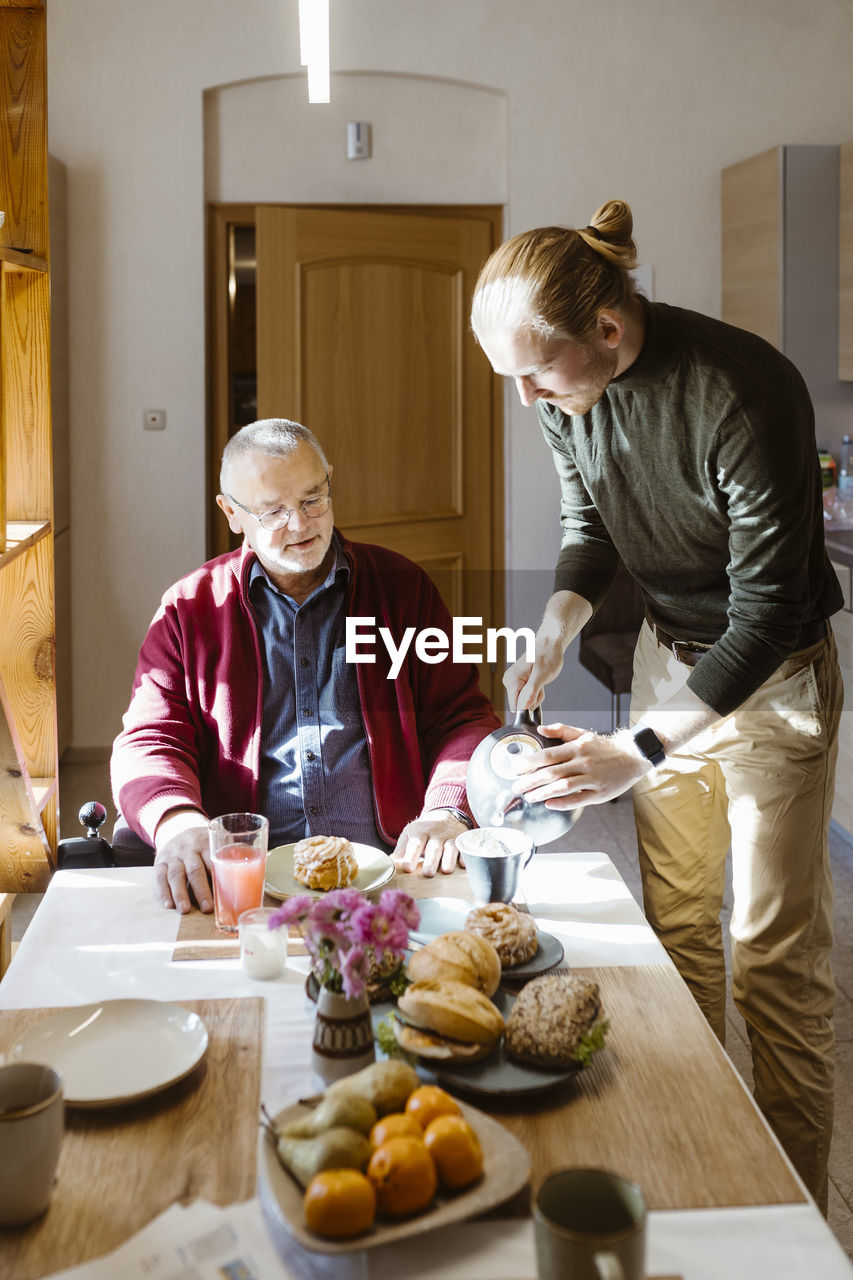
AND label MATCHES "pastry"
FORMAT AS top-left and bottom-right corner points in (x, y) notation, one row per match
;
(293, 834), (358, 891)
(465, 902), (539, 967)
